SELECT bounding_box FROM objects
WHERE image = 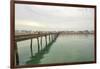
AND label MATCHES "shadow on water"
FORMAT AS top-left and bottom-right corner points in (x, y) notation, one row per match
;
(26, 35), (59, 64)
